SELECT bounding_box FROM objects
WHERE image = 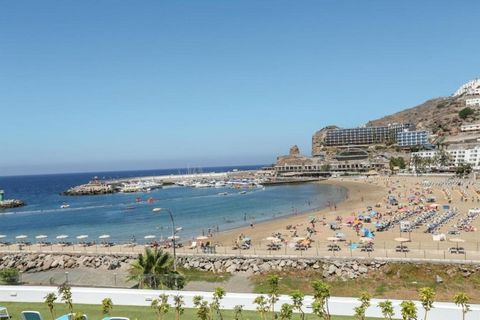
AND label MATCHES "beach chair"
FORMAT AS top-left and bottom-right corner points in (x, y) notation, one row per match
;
(189, 241), (197, 249)
(56, 314), (88, 320)
(21, 311), (43, 320)
(0, 307), (10, 320)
